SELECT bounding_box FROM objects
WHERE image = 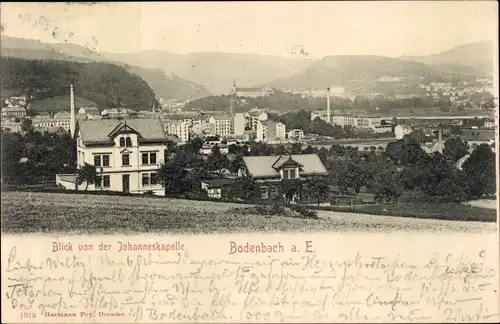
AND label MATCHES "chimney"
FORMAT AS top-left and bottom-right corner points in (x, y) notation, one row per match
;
(438, 124), (443, 154)
(326, 87), (331, 124)
(70, 83), (75, 138)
